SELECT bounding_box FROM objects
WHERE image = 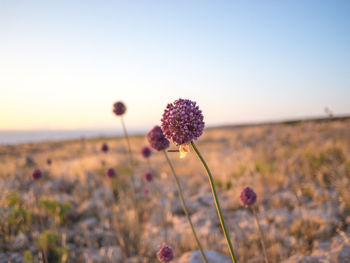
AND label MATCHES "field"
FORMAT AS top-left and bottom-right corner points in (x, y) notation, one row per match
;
(1, 118), (350, 263)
